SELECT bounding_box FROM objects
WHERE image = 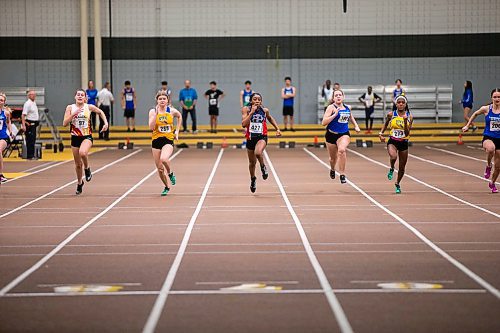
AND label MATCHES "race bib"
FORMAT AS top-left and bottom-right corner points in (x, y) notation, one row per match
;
(249, 122), (263, 134)
(490, 119), (500, 131)
(0, 119), (3, 129)
(209, 98), (217, 106)
(338, 113), (350, 123)
(244, 95), (250, 103)
(159, 125), (172, 133)
(73, 117), (88, 129)
(125, 94), (133, 102)
(392, 129), (405, 138)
